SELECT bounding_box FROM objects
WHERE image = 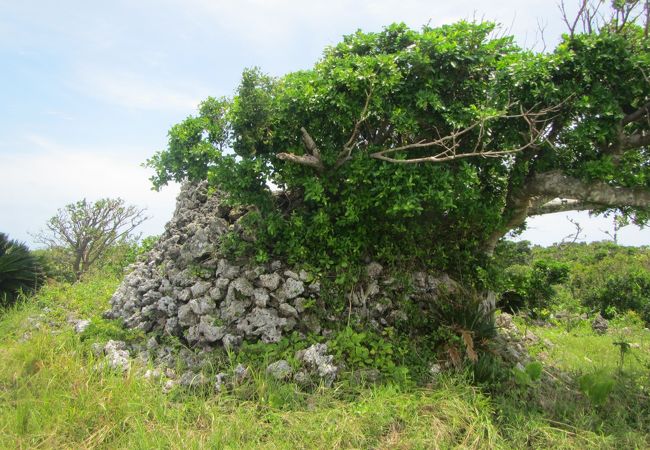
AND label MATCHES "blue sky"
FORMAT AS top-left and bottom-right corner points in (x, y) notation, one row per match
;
(1, 0), (648, 247)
